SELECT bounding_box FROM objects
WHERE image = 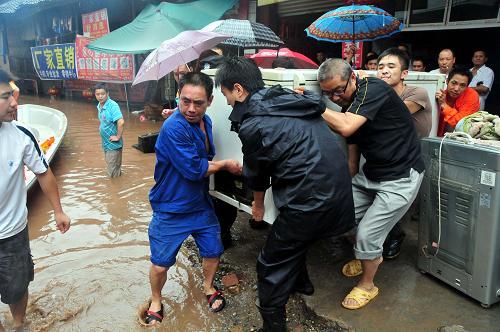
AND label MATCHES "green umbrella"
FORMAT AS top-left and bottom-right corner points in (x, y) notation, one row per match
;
(87, 0), (237, 54)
